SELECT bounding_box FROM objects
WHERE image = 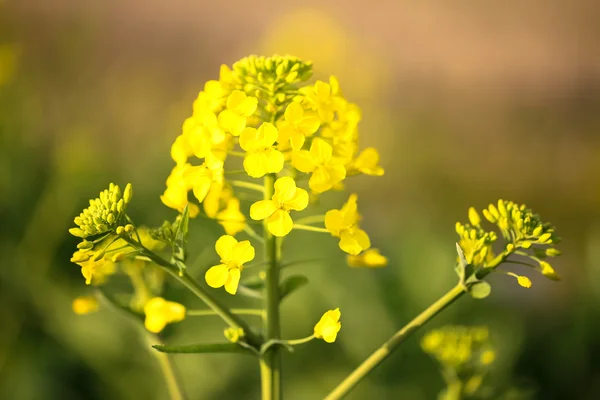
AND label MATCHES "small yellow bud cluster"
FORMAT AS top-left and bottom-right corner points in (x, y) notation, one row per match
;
(69, 183), (132, 238)
(422, 325), (496, 396)
(455, 219), (498, 267)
